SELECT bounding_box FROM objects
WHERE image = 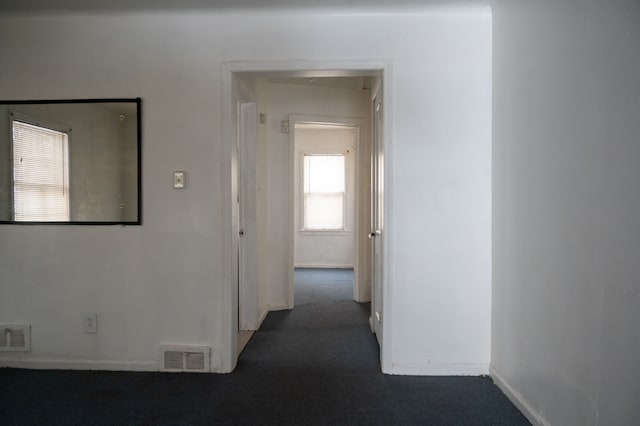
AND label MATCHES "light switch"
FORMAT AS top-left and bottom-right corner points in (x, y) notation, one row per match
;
(173, 171), (186, 189)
